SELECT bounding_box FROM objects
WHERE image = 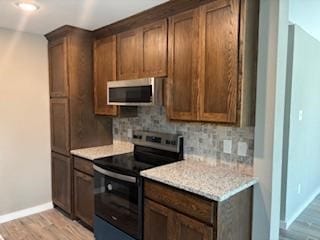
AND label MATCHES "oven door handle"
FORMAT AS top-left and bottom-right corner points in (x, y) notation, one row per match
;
(93, 165), (137, 183)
